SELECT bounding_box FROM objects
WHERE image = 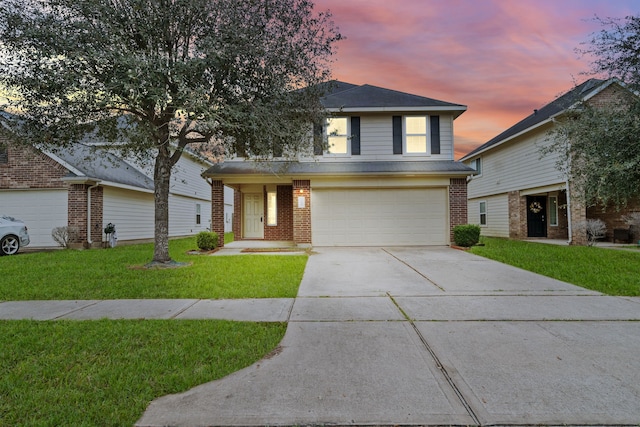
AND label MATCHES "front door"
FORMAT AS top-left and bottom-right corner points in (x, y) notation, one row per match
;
(243, 193), (264, 239)
(527, 196), (547, 237)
